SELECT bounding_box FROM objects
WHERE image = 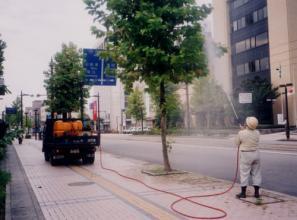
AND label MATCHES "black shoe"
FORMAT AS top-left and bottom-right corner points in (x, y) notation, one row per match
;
(236, 192), (246, 199)
(236, 186), (247, 199)
(254, 186), (260, 198)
